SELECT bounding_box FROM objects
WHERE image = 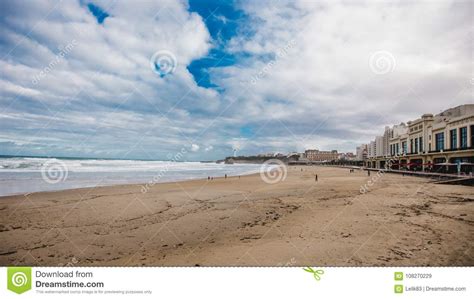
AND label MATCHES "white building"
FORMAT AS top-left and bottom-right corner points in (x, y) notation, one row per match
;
(375, 136), (384, 157)
(366, 104), (474, 173)
(356, 144), (367, 161)
(367, 141), (376, 158)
